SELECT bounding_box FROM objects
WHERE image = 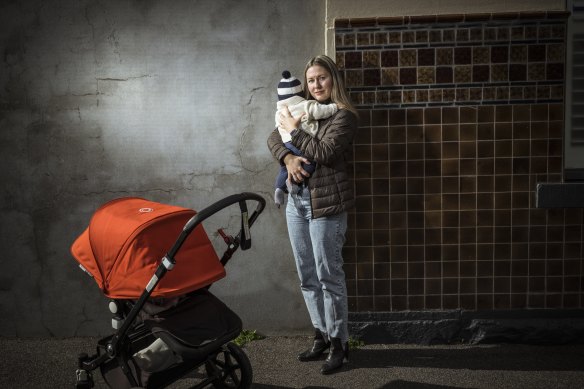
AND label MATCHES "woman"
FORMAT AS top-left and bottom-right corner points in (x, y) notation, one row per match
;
(267, 55), (358, 374)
